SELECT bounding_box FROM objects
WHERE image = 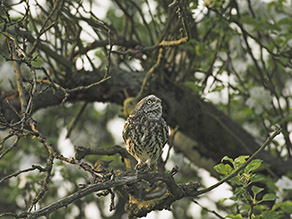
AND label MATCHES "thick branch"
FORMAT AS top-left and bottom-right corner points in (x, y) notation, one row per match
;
(18, 171), (198, 219)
